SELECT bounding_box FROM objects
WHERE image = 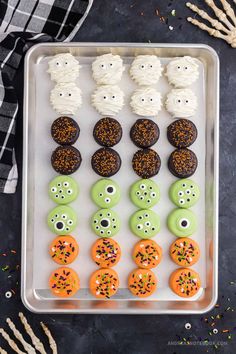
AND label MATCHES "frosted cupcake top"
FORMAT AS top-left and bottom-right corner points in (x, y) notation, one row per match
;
(92, 53), (125, 85)
(166, 88), (197, 118)
(166, 56), (199, 88)
(47, 53), (81, 83)
(130, 55), (163, 86)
